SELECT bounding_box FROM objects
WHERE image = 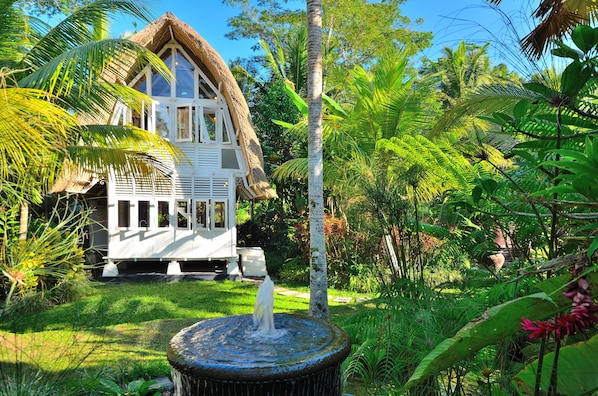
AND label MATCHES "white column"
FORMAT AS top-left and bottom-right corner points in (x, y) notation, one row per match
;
(102, 260), (119, 277)
(167, 260), (182, 275)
